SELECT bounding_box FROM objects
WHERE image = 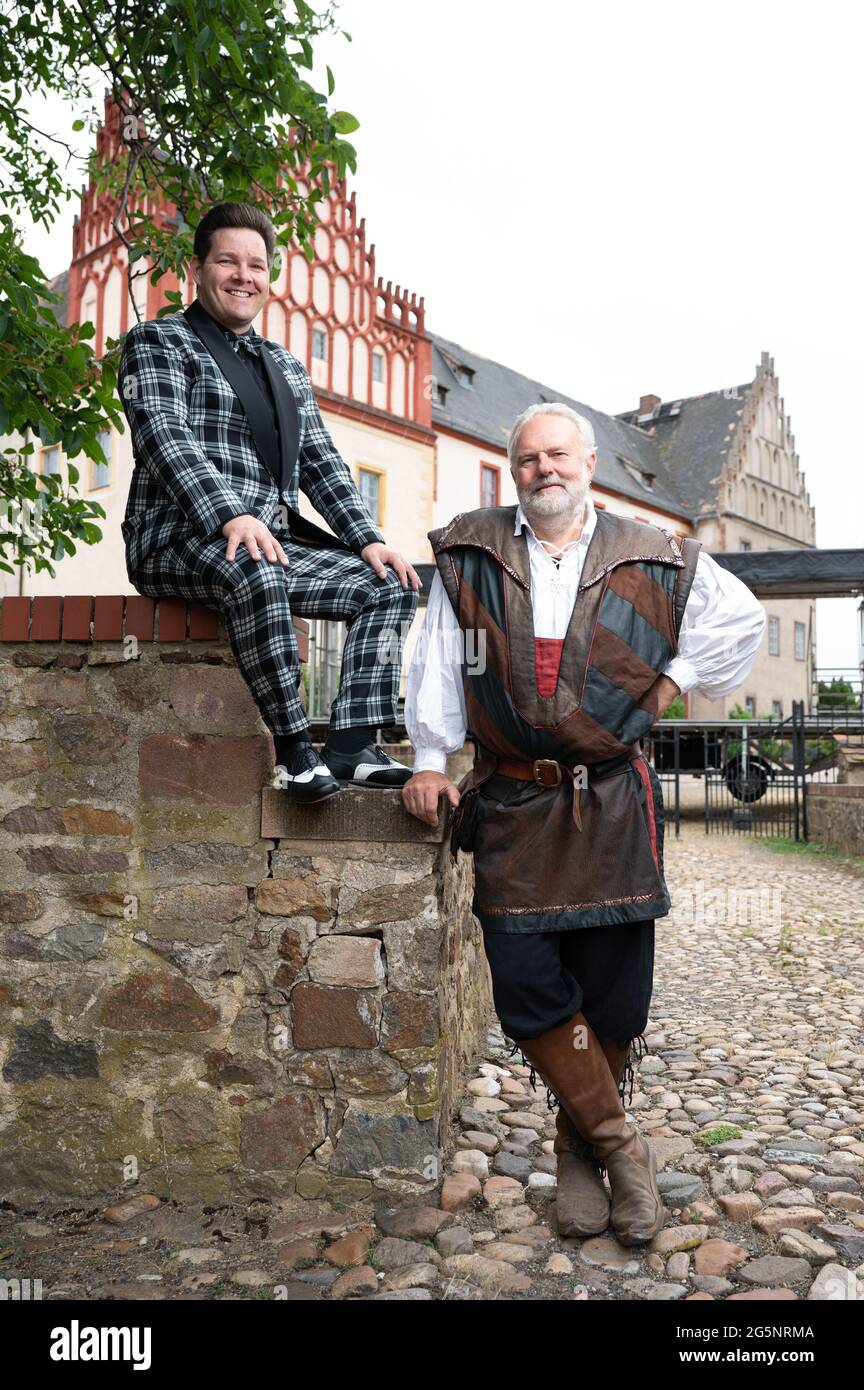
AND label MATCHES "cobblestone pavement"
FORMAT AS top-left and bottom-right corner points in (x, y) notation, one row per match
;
(3, 826), (862, 1301)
